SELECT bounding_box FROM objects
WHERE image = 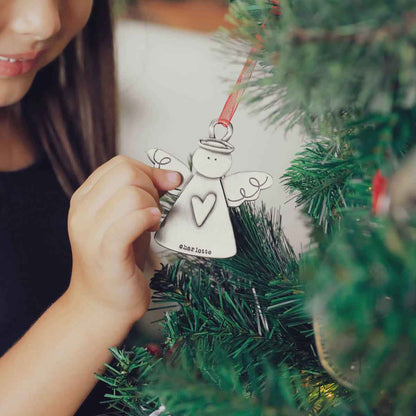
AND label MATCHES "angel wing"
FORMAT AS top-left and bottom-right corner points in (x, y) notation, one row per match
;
(147, 148), (192, 195)
(221, 172), (273, 207)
